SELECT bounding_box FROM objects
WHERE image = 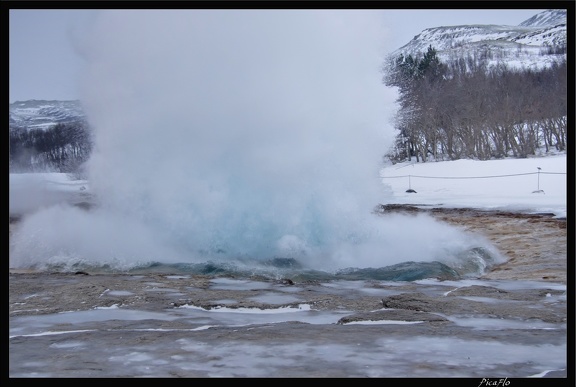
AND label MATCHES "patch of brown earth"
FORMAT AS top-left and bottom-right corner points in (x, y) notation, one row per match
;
(378, 205), (567, 283)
